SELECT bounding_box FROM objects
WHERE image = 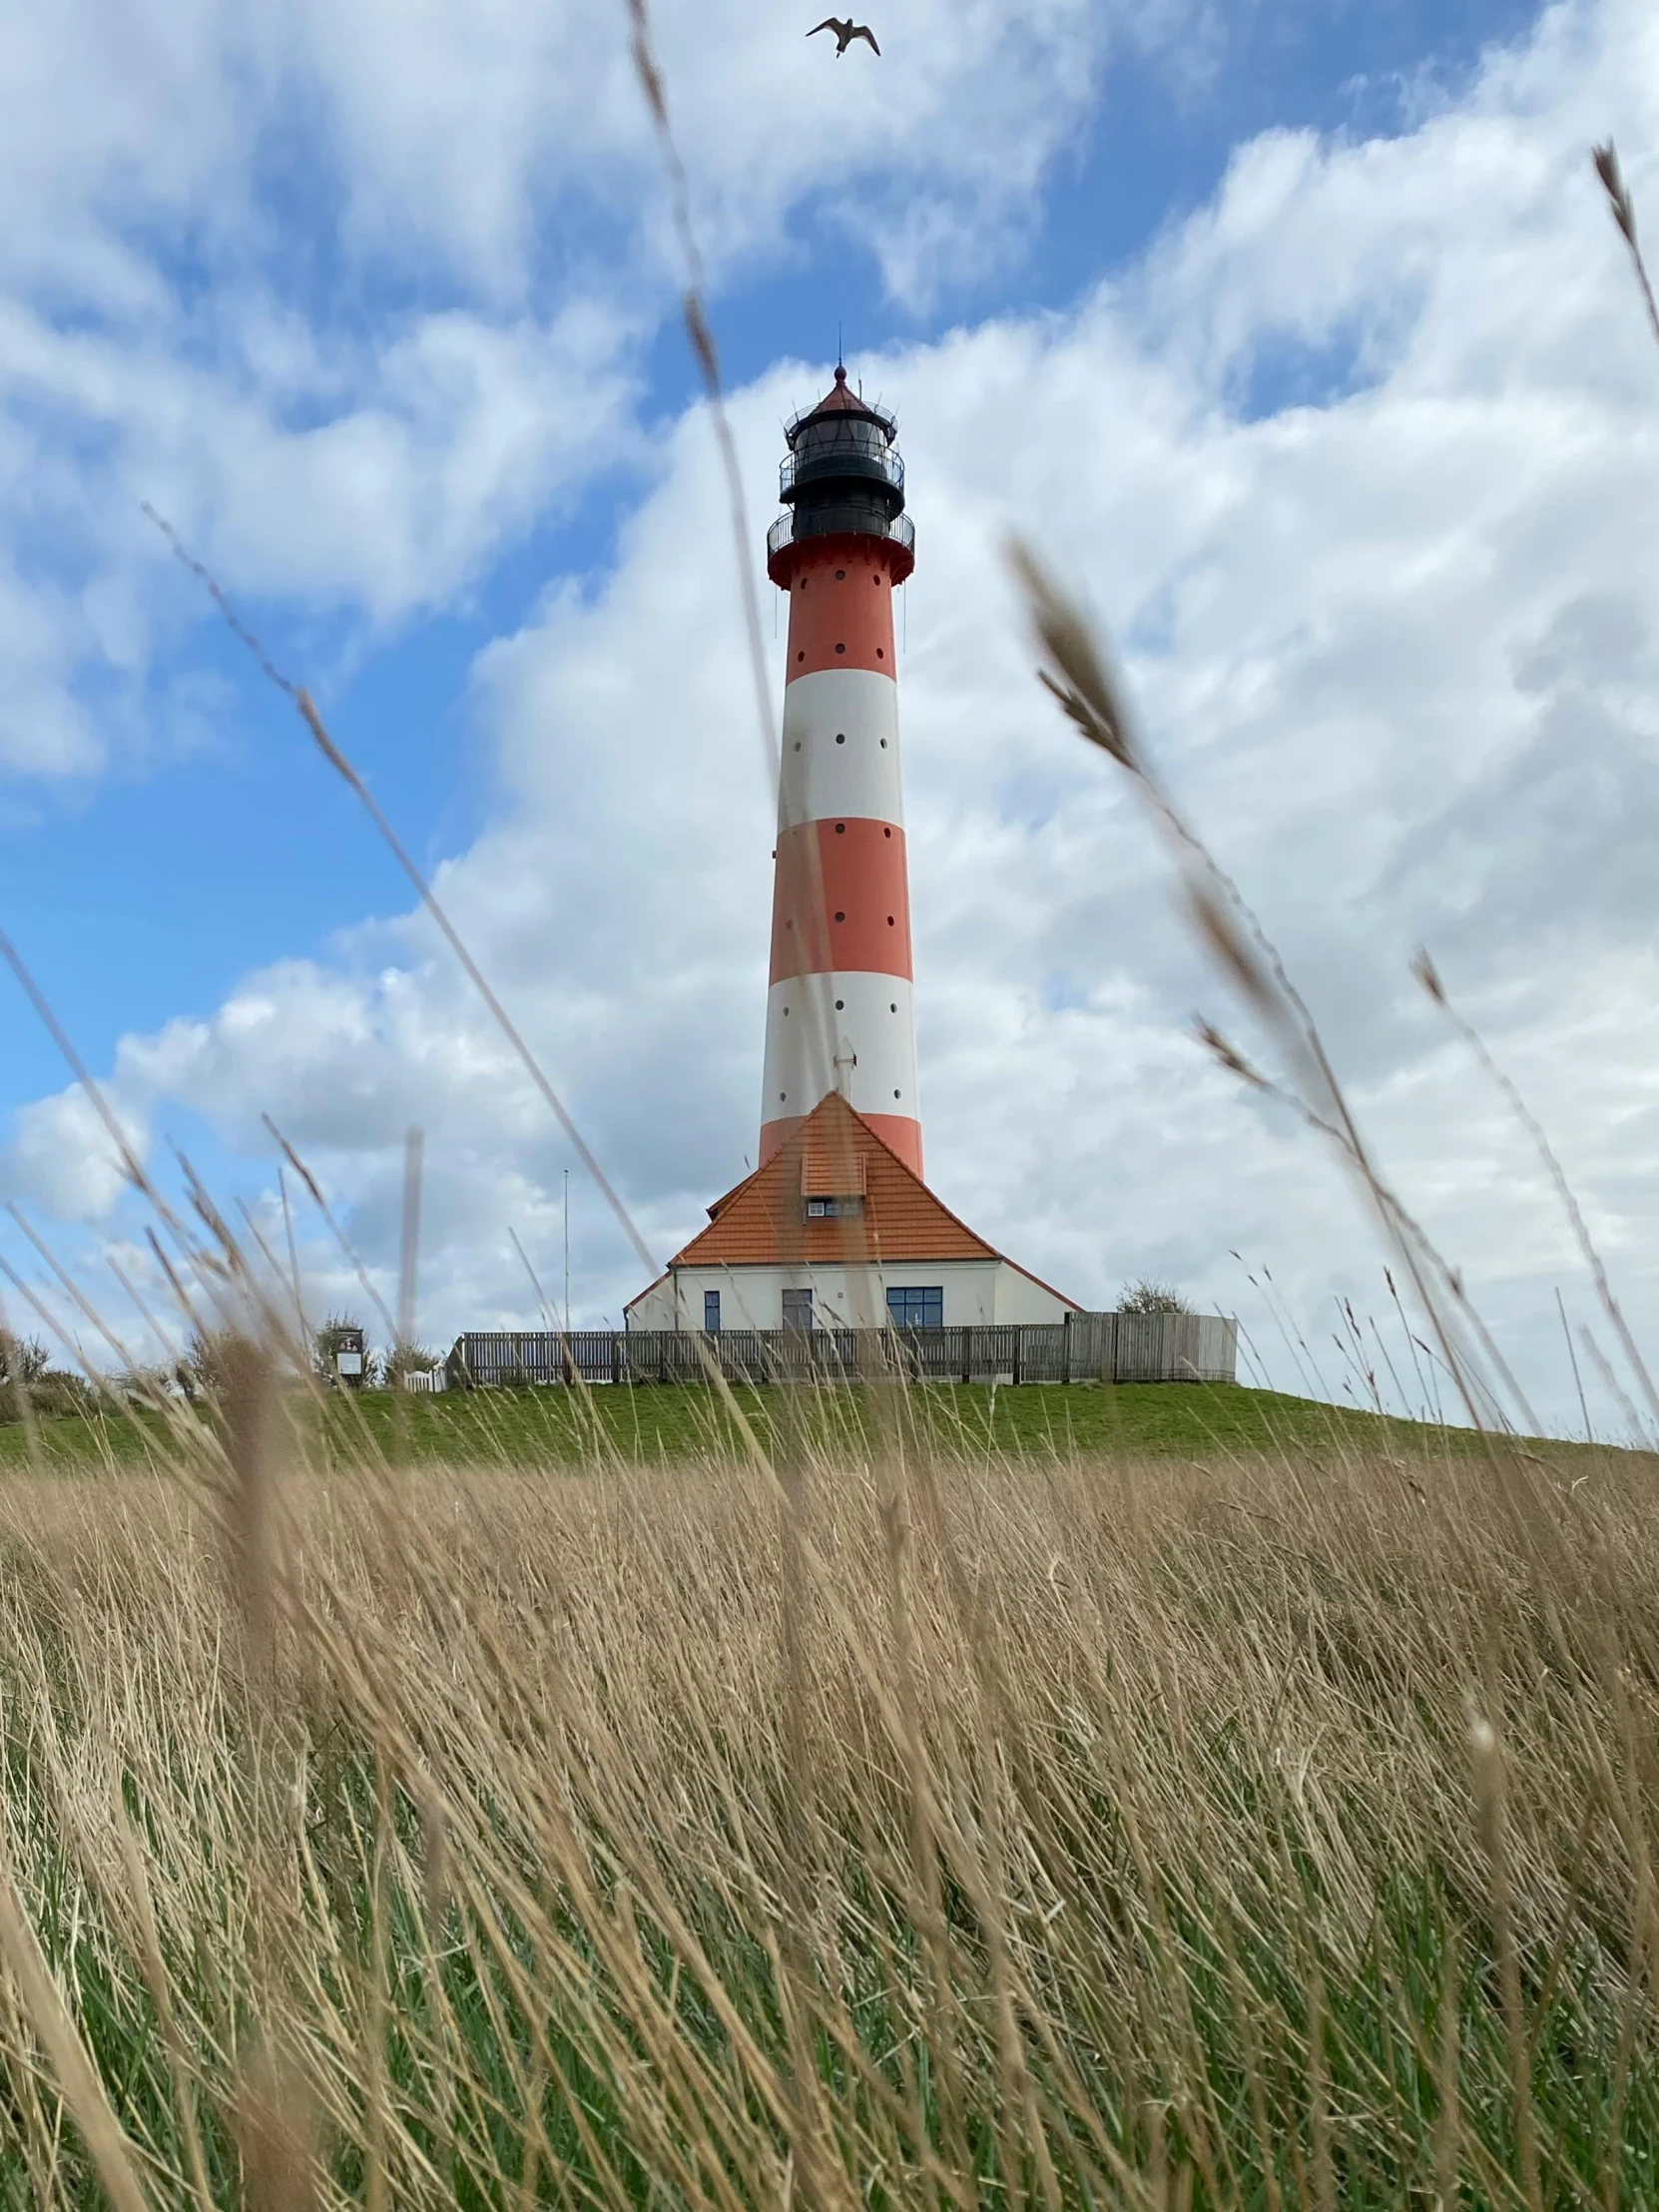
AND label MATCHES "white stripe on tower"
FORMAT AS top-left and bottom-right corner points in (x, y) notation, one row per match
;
(762, 395), (920, 1174)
